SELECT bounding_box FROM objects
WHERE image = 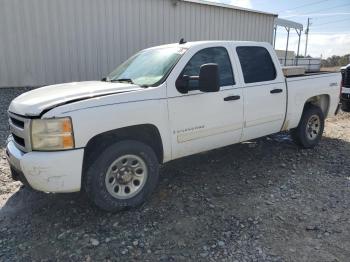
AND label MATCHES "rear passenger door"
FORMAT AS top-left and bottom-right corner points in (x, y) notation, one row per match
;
(236, 46), (287, 141)
(167, 45), (244, 159)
